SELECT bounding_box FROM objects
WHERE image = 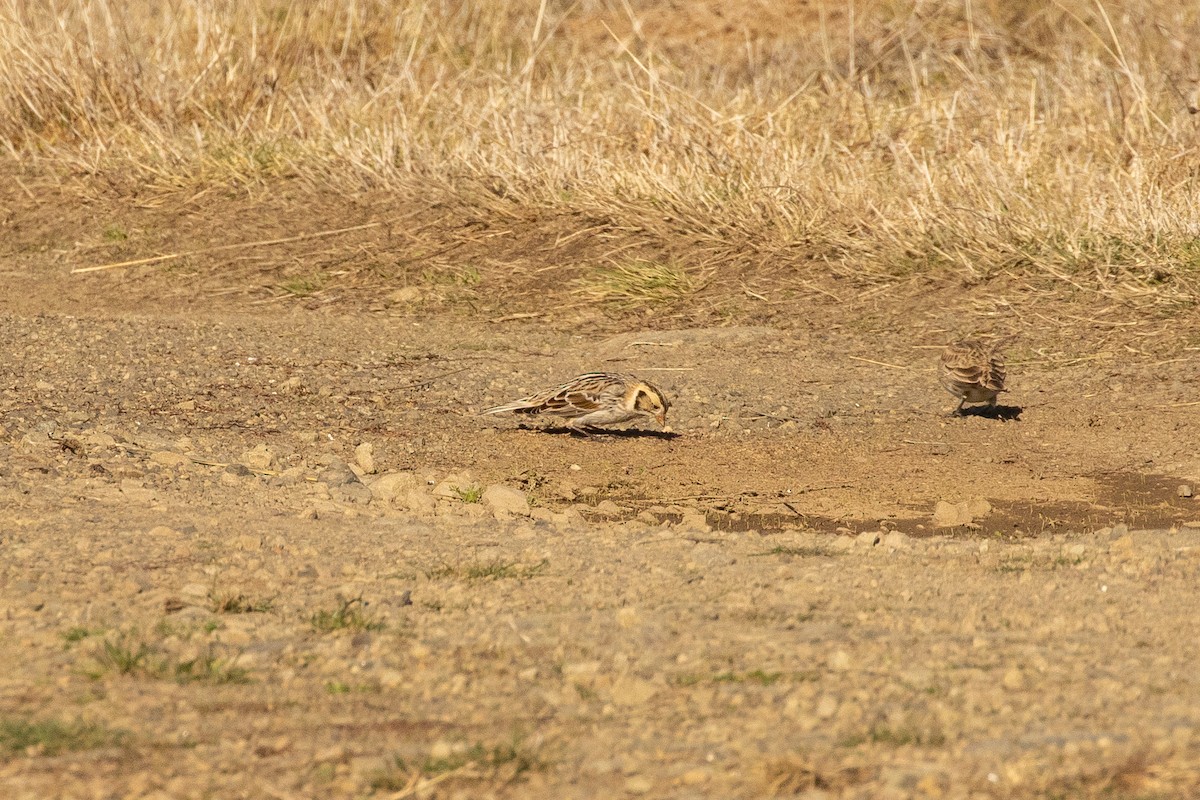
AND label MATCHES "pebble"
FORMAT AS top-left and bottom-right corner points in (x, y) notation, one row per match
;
(933, 497), (992, 527)
(150, 450), (191, 467)
(387, 286), (423, 304)
(856, 530), (882, 547)
(624, 776), (654, 794)
(368, 471), (418, 502)
(610, 677), (657, 707)
(482, 484), (530, 517)
(318, 461), (360, 487)
(827, 650), (851, 671)
(354, 442), (376, 474)
(239, 443), (278, 471)
(591, 500), (624, 516)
